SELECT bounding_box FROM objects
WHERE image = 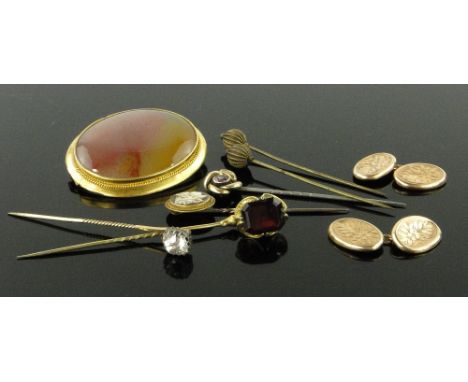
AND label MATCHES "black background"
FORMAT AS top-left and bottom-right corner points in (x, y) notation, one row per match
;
(1, 85), (466, 296)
